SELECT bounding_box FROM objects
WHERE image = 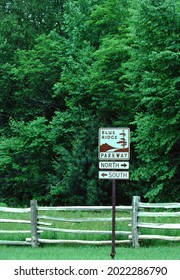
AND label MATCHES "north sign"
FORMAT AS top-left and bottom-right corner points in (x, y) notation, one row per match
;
(99, 161), (129, 170)
(99, 171), (129, 180)
(98, 128), (130, 160)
